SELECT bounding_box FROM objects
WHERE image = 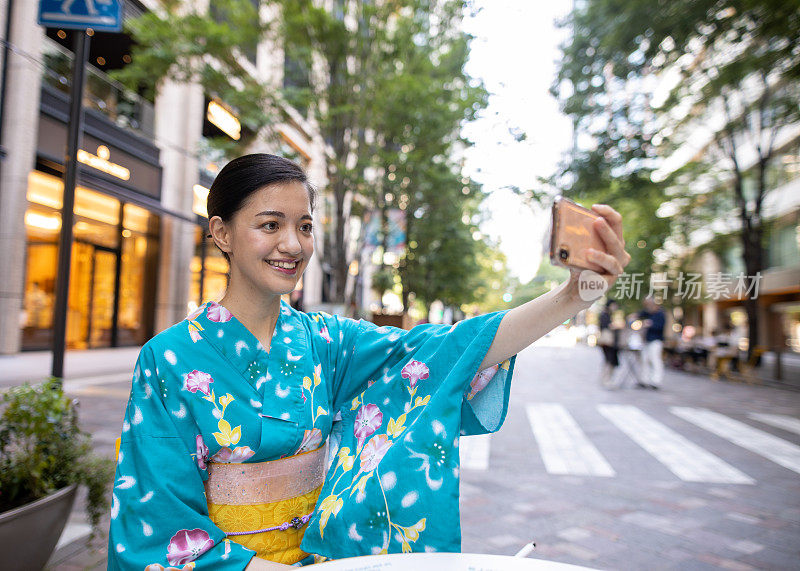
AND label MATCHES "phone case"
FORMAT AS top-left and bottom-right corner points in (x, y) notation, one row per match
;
(549, 196), (606, 272)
